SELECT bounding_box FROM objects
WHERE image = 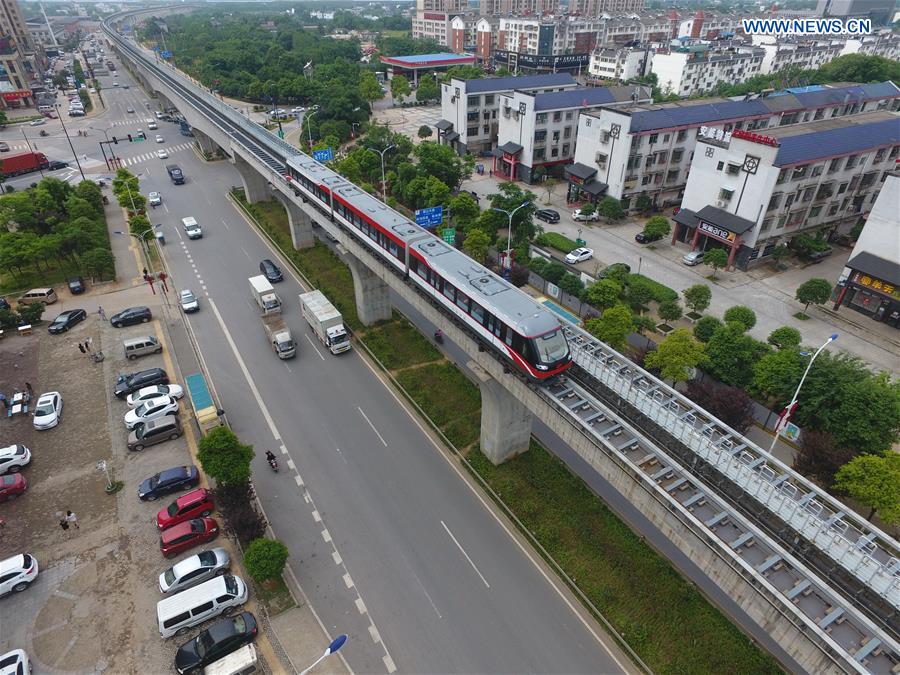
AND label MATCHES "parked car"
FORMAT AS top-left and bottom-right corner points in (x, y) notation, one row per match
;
(0, 554), (38, 596)
(572, 209), (599, 222)
(110, 306), (152, 328)
(115, 368), (170, 399)
(564, 247), (594, 264)
(29, 118), (46, 126)
(32, 392), (62, 430)
(179, 289), (199, 313)
(126, 384), (184, 407)
(124, 396), (179, 430)
(67, 276), (85, 294)
(47, 160), (69, 171)
(682, 250), (705, 266)
(158, 547), (231, 594)
(0, 444), (31, 474)
(801, 247), (833, 262)
(128, 414), (183, 452)
(157, 149), (169, 159)
(0, 142), (9, 152)
(0, 474), (26, 502)
(138, 465), (200, 501)
(160, 517), (219, 558)
(174, 612), (258, 674)
(48, 308), (87, 334)
(148, 191), (162, 206)
(635, 231), (663, 244)
(535, 209), (560, 224)
(259, 259), (283, 283)
(157, 488), (215, 530)
(0, 650), (31, 675)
